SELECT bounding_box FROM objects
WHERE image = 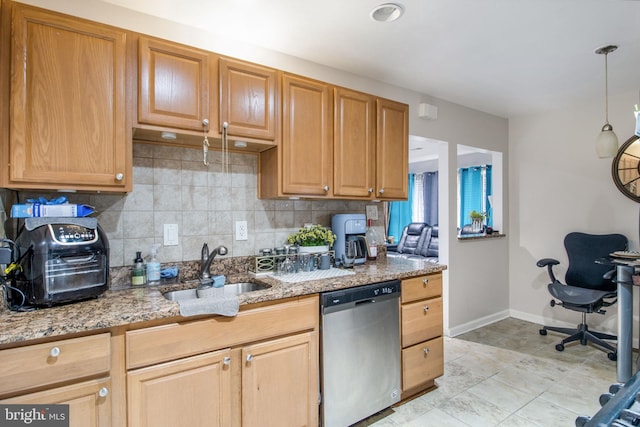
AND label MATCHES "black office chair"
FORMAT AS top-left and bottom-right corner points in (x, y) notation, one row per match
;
(537, 232), (628, 361)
